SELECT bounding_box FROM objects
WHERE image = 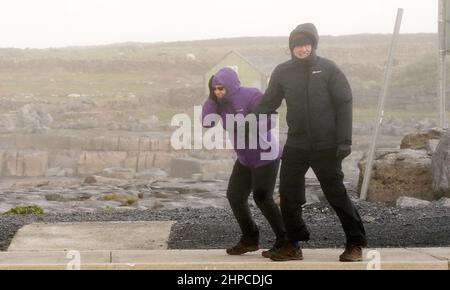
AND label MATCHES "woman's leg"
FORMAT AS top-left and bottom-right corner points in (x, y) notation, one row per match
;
(227, 160), (259, 244)
(251, 160), (286, 241)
